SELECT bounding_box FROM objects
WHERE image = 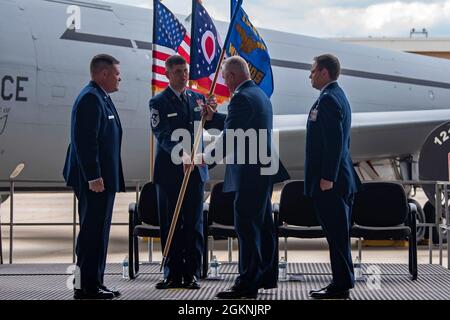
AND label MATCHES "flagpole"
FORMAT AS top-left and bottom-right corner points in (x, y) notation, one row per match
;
(209, 0), (242, 96)
(150, 0), (157, 182)
(160, 0), (243, 272)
